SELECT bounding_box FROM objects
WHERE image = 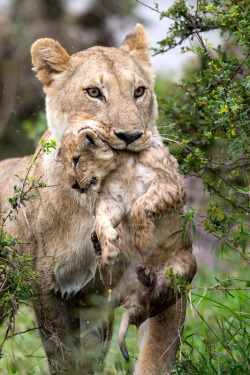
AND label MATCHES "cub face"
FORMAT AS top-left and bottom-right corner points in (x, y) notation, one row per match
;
(57, 119), (117, 194)
(31, 24), (157, 151)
